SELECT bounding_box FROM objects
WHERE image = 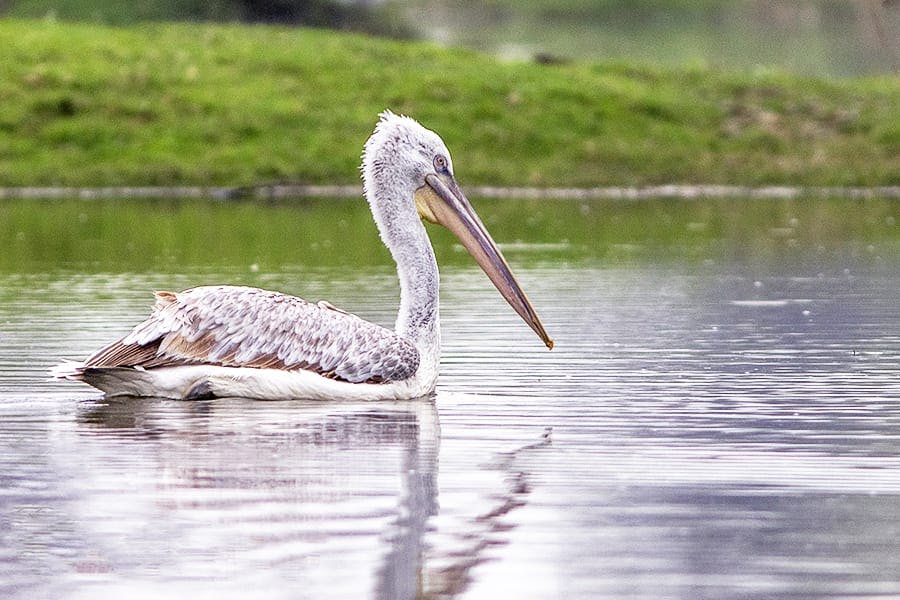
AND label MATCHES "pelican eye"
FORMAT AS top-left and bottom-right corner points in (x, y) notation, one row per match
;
(433, 154), (449, 173)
